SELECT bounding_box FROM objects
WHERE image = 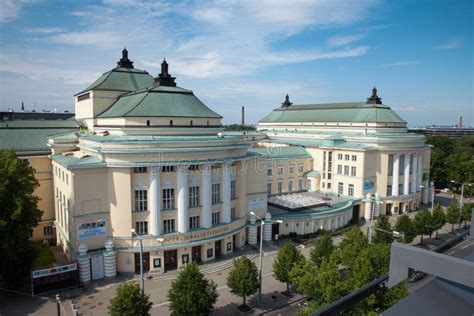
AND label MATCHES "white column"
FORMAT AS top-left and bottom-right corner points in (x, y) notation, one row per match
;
(77, 243), (91, 283)
(374, 191), (381, 217)
(404, 154), (410, 195)
(202, 164), (212, 228)
(392, 155), (400, 196)
(411, 153), (418, 194)
(417, 154), (423, 190)
(248, 216), (257, 245)
(222, 162), (231, 224)
(263, 212), (272, 241)
(364, 193), (372, 220)
(103, 239), (117, 278)
(177, 166), (188, 233)
(311, 220), (315, 233)
(149, 169), (161, 236)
